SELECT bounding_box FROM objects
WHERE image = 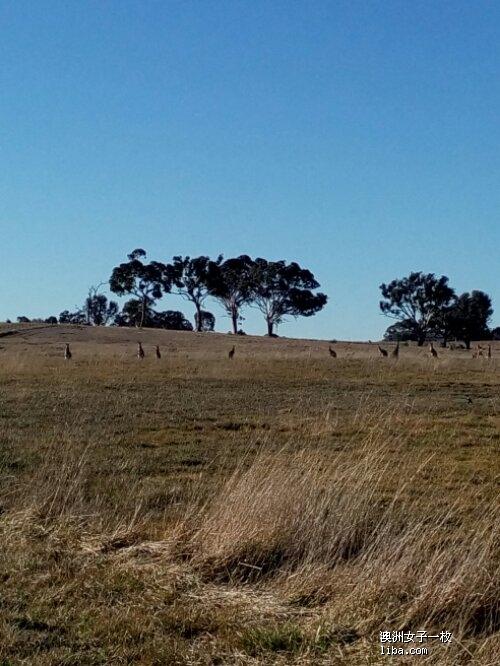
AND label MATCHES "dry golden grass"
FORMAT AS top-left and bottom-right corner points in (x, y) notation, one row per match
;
(0, 325), (498, 664)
